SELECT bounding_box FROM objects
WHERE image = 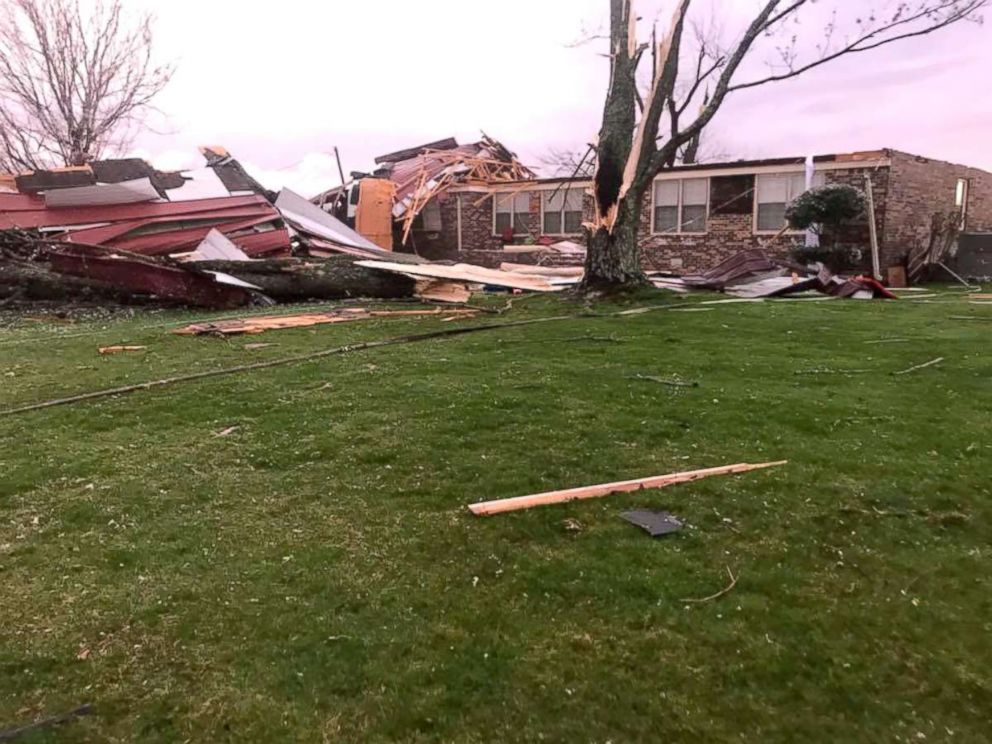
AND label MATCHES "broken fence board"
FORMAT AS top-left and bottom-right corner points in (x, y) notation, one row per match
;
(468, 461), (788, 517)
